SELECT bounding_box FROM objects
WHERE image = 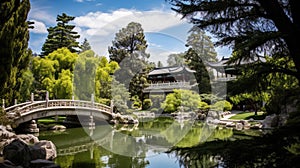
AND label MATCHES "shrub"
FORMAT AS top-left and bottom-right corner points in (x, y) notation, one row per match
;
(142, 99), (153, 110)
(211, 100), (233, 111)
